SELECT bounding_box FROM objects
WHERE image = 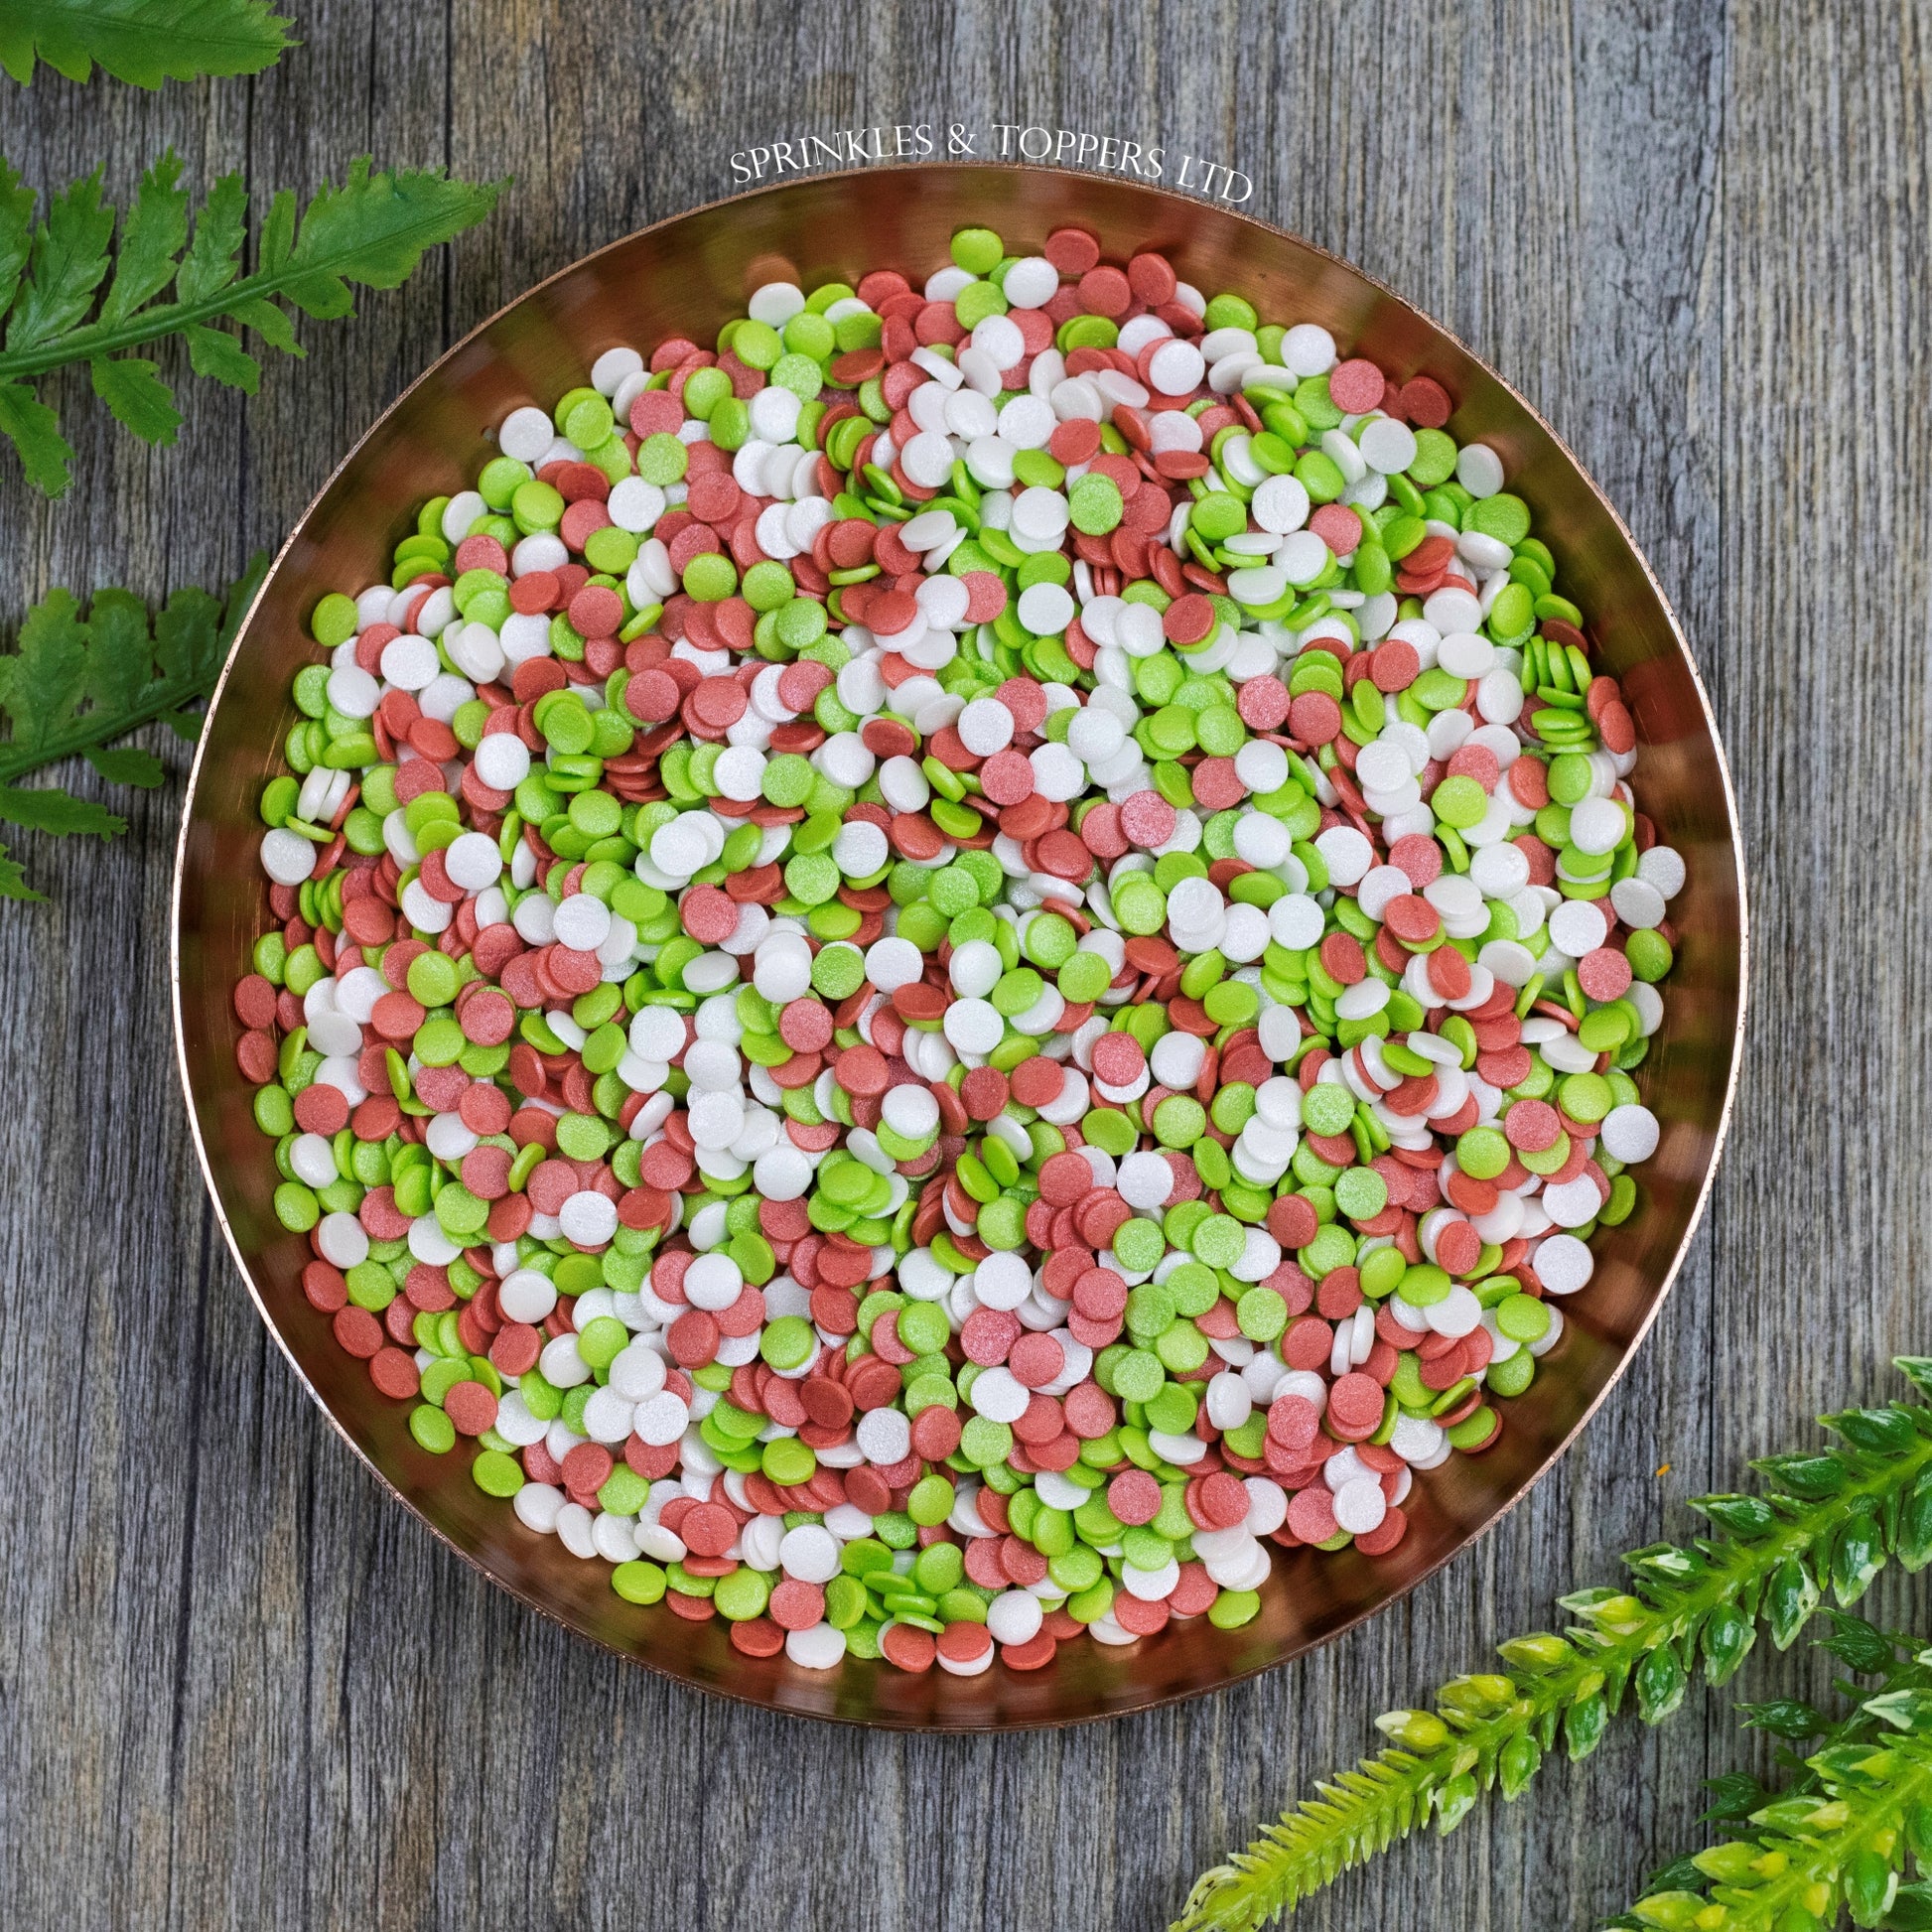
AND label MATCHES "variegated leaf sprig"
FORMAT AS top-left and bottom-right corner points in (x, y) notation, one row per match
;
(1174, 1361), (1932, 1931)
